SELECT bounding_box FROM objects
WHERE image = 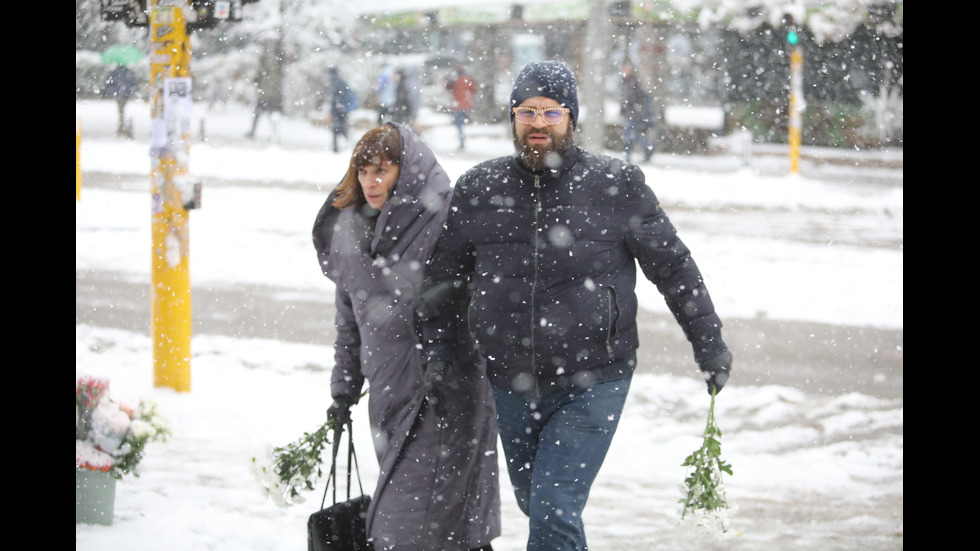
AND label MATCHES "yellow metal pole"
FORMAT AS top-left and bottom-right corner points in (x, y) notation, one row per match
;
(149, 2), (193, 392)
(788, 46), (803, 174)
